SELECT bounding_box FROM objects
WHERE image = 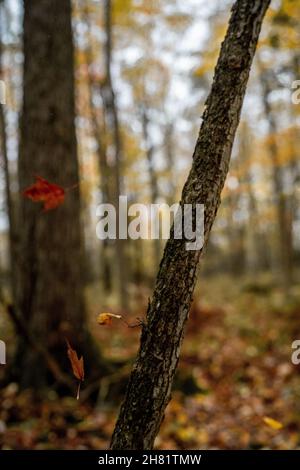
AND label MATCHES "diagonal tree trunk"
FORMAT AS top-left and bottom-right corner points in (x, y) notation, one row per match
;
(110, 0), (271, 450)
